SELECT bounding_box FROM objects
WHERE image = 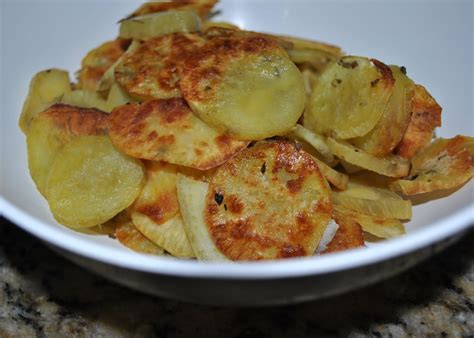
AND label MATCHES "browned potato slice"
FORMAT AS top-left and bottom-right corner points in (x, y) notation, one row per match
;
(322, 210), (364, 253)
(179, 31), (306, 140)
(202, 21), (240, 31)
(312, 157), (348, 190)
(27, 104), (108, 195)
(19, 69), (71, 133)
(131, 214), (194, 258)
(58, 90), (109, 112)
(327, 137), (410, 178)
(395, 84), (442, 158)
(332, 181), (412, 219)
(129, 161), (194, 258)
(114, 214), (164, 255)
(129, 0), (218, 20)
(334, 205), (405, 239)
(106, 83), (136, 111)
(119, 11), (201, 40)
(97, 39), (141, 94)
(46, 136), (145, 228)
(290, 124), (333, 162)
(115, 33), (204, 100)
(78, 39), (131, 91)
(353, 66), (415, 156)
(264, 34), (342, 71)
(390, 135), (474, 195)
(108, 98), (249, 170)
(204, 141), (332, 260)
(176, 175), (229, 261)
(305, 56), (395, 139)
